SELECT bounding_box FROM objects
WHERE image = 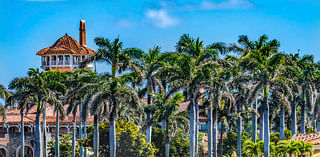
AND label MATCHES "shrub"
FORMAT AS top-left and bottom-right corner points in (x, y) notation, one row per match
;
(152, 127), (189, 157)
(48, 134), (80, 157)
(80, 119), (158, 157)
